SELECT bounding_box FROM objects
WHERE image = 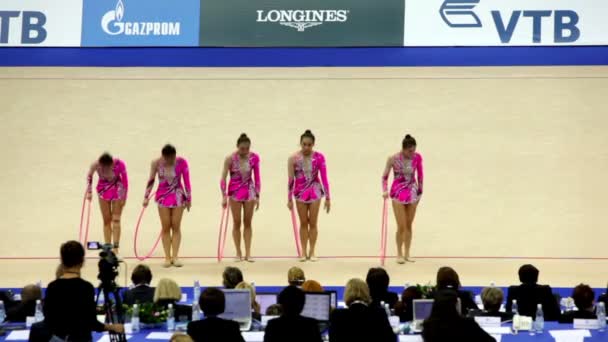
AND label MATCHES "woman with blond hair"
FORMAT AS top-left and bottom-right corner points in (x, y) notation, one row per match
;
(287, 267), (305, 287)
(154, 278), (192, 322)
(329, 279), (395, 342)
(235, 282), (261, 321)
